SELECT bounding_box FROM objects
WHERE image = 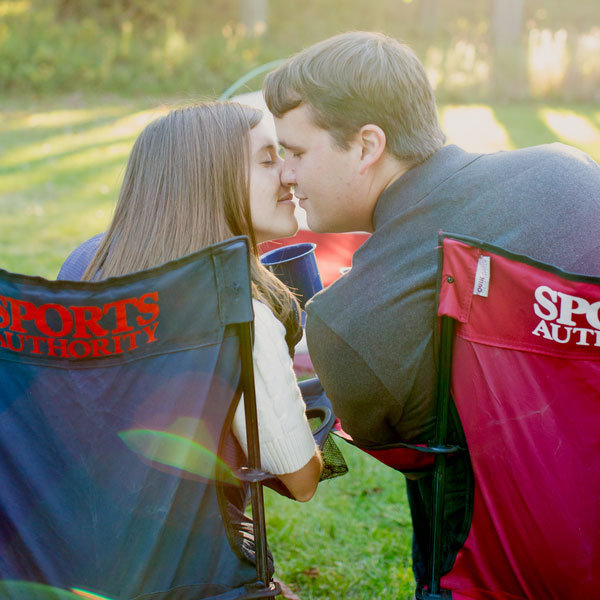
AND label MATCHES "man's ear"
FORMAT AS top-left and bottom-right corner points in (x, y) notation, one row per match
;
(358, 124), (387, 175)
